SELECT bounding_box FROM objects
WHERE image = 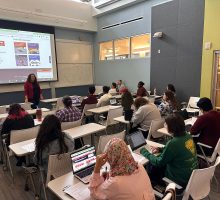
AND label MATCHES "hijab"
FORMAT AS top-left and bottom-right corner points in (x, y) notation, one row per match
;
(105, 138), (138, 177)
